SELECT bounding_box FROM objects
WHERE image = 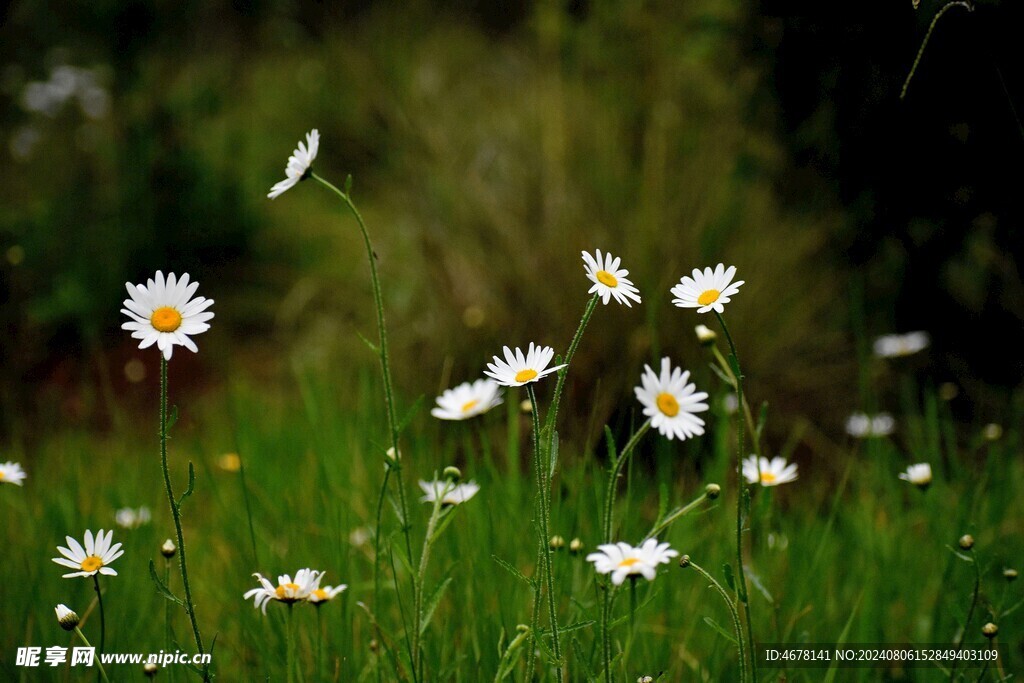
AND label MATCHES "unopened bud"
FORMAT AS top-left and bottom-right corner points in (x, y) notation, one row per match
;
(1003, 568), (1018, 582)
(144, 662), (159, 677)
(549, 535), (565, 550)
(695, 325), (717, 346)
(982, 622), (998, 639)
(520, 399), (533, 414)
(705, 483), (721, 499)
(679, 554), (691, 568)
(443, 466), (462, 482)
(638, 677), (655, 683)
(161, 539), (176, 558)
(386, 447), (400, 461)
(55, 604), (79, 631)
(569, 538), (584, 554)
(982, 424), (1003, 441)
(958, 534), (975, 551)
(369, 639), (379, 653)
